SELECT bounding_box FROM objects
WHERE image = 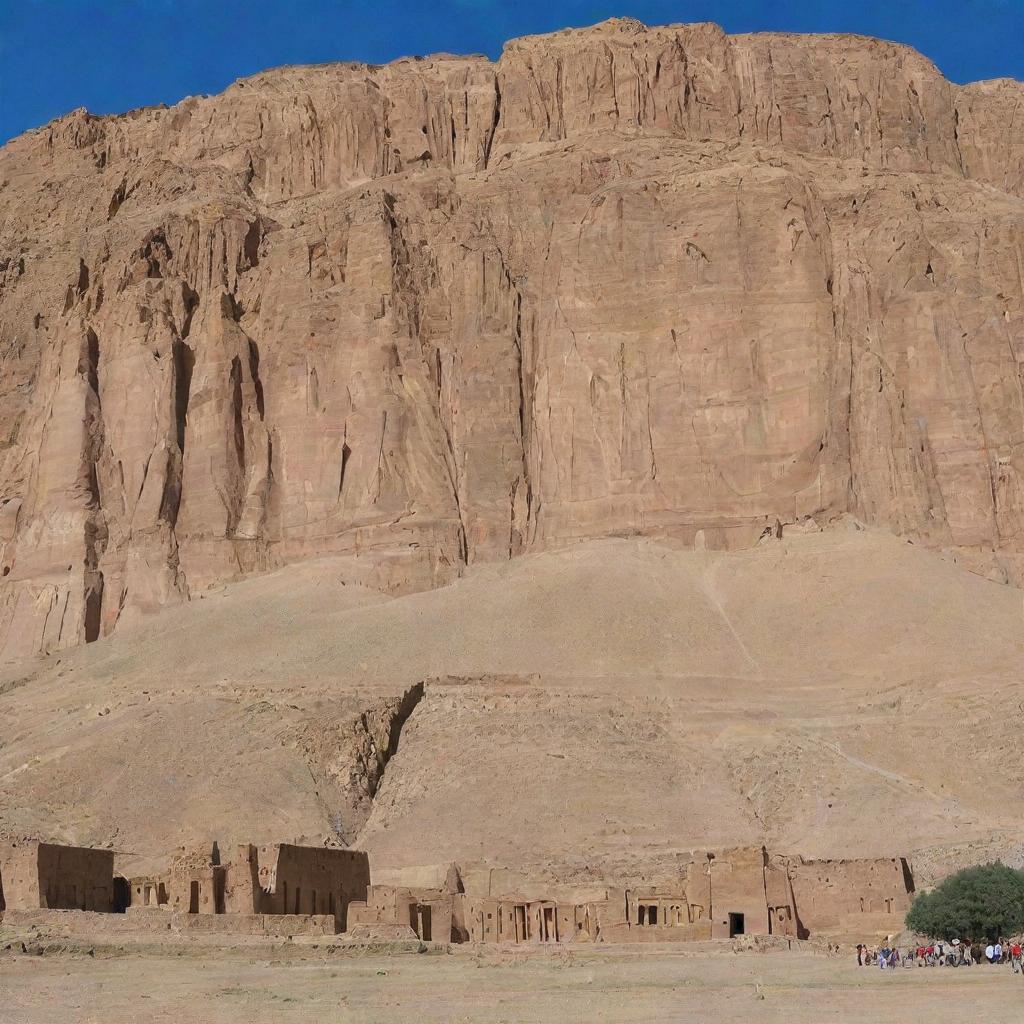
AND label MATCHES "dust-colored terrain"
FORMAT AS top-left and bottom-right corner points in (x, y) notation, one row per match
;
(3, 14), (1024, 1020)
(2, 524), (1022, 885)
(4, 942), (1024, 1024)
(0, 6), (1022, 893)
